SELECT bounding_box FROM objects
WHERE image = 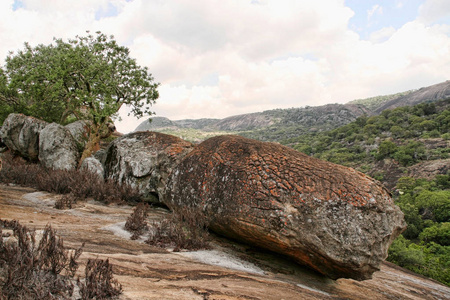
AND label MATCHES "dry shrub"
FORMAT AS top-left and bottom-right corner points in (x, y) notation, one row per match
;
(0, 219), (83, 299)
(78, 259), (122, 300)
(0, 219), (122, 299)
(125, 202), (149, 240)
(55, 193), (76, 210)
(146, 206), (211, 251)
(0, 151), (141, 206)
